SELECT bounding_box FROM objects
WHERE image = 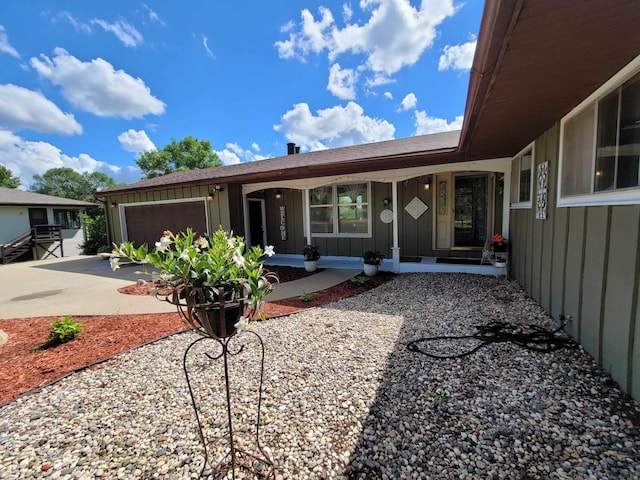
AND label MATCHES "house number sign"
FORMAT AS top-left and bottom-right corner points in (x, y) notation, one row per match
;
(536, 161), (549, 220)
